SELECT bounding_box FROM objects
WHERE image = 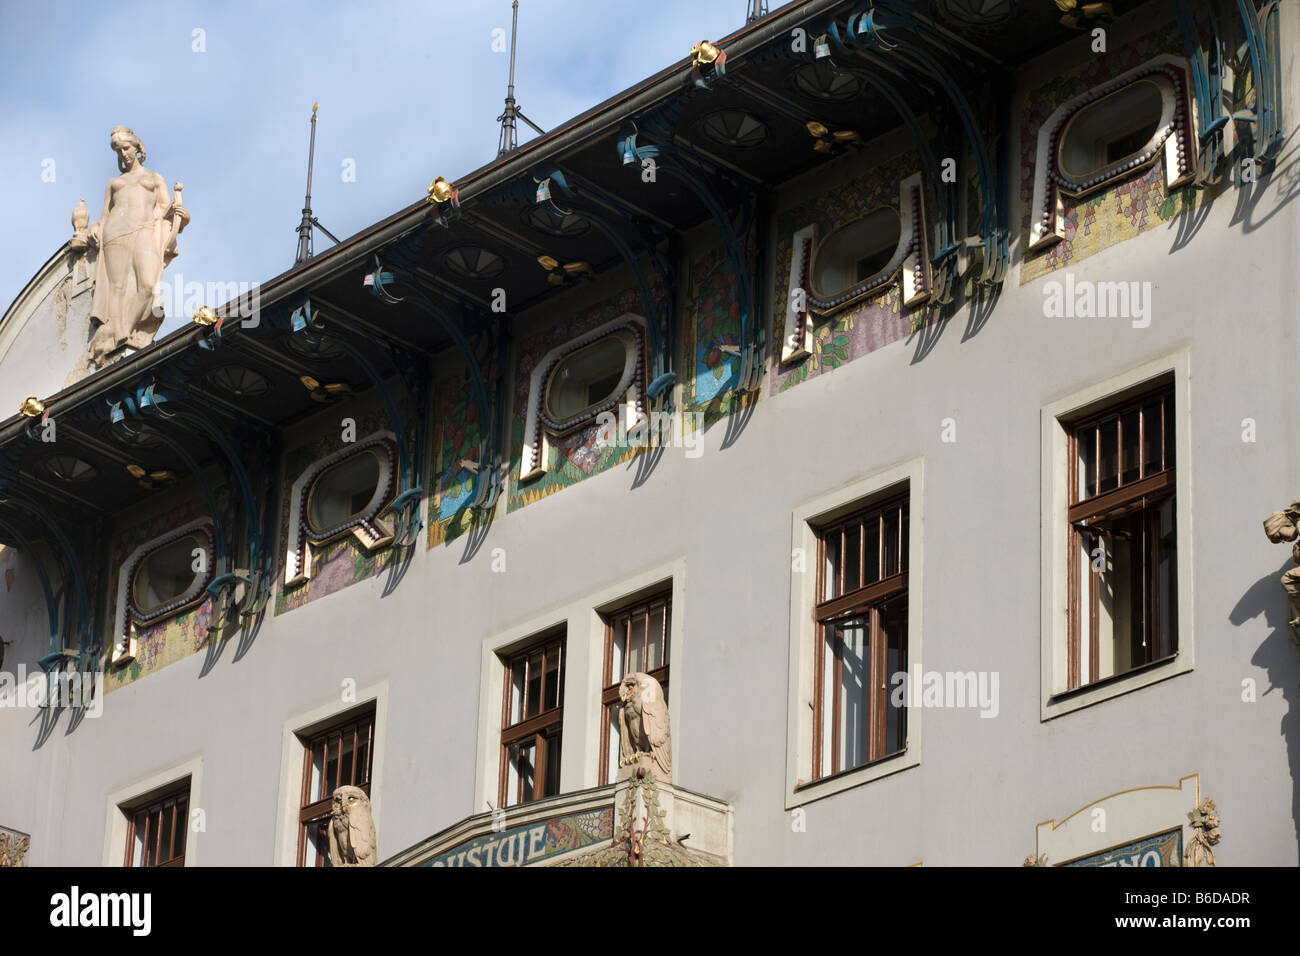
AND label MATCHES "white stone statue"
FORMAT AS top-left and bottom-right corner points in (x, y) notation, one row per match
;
(328, 785), (378, 867)
(74, 126), (189, 371)
(618, 672), (672, 781)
